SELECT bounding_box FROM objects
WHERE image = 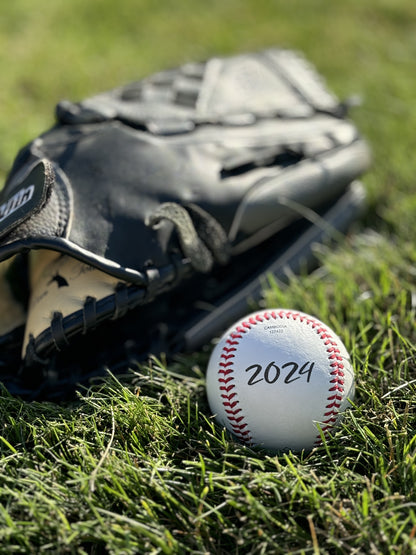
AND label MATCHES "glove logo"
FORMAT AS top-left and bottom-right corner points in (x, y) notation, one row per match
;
(0, 184), (35, 223)
(0, 160), (52, 240)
